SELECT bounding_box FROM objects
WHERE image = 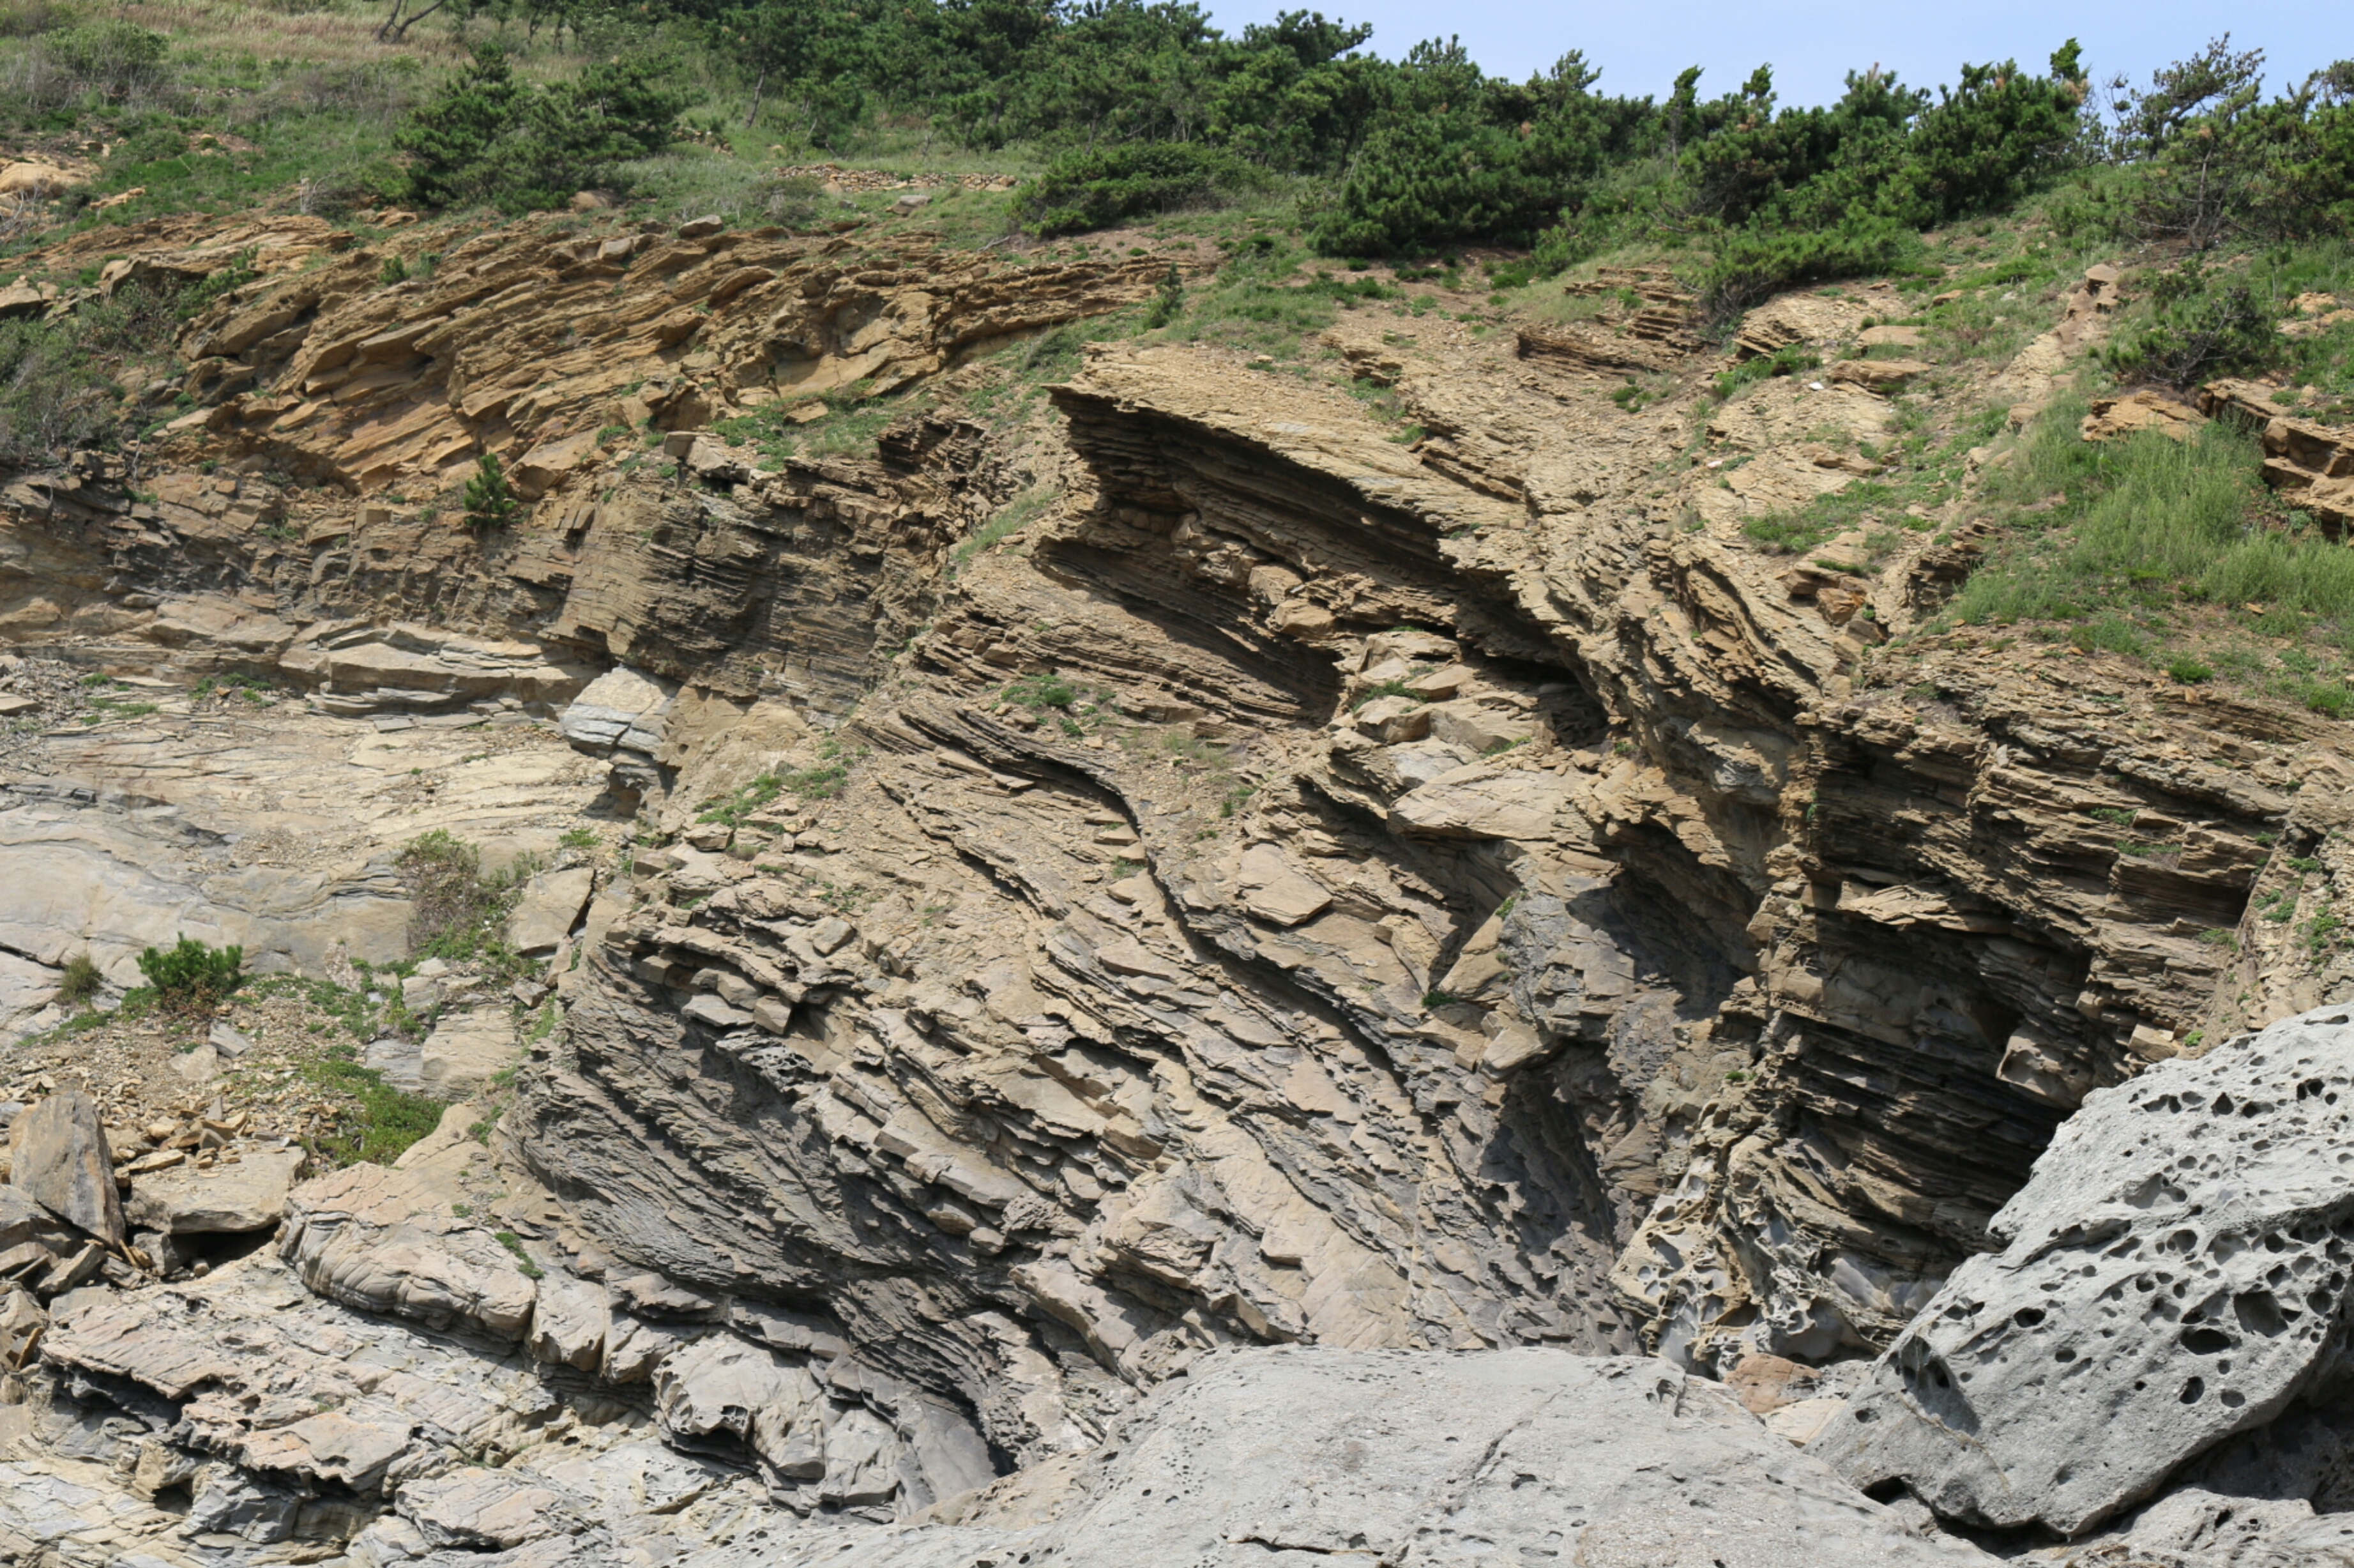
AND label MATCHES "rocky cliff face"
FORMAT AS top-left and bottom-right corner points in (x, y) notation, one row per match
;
(3, 208), (2351, 1564)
